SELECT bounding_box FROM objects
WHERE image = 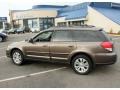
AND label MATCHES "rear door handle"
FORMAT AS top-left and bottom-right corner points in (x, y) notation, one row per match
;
(68, 46), (74, 48)
(42, 45), (48, 47)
